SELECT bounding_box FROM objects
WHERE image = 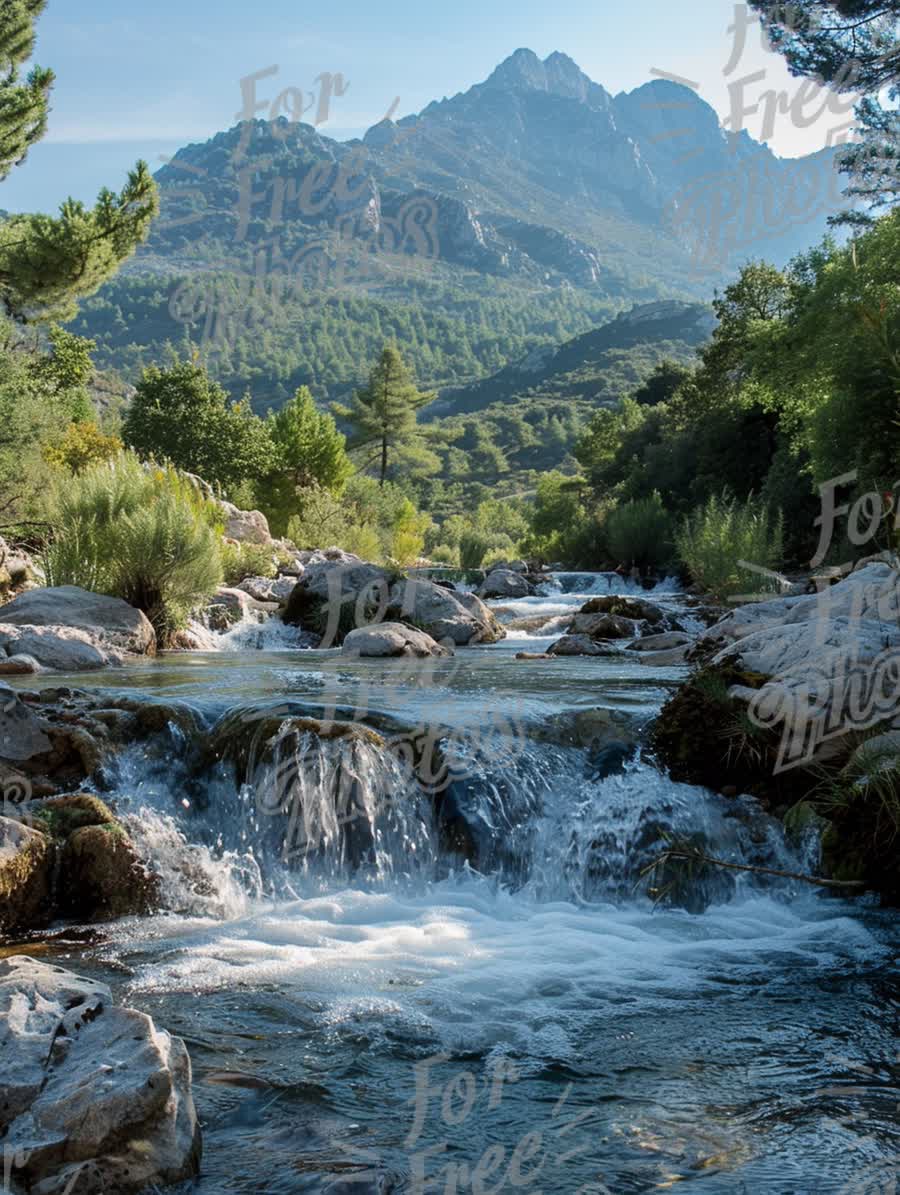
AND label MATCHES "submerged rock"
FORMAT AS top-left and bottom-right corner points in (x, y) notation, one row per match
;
(0, 956), (201, 1194)
(548, 633), (620, 657)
